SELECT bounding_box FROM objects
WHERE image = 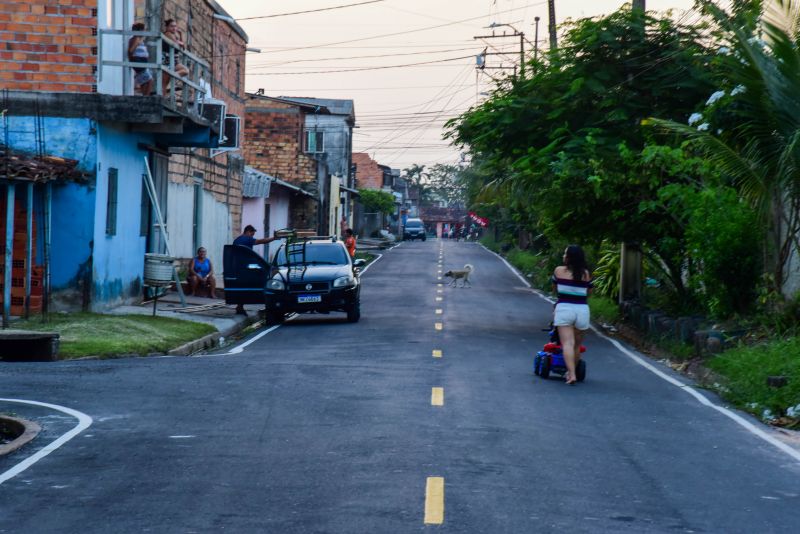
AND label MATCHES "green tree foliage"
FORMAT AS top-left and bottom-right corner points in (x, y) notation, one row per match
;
(358, 189), (395, 214)
(447, 7), (719, 306)
(650, 0), (800, 296)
